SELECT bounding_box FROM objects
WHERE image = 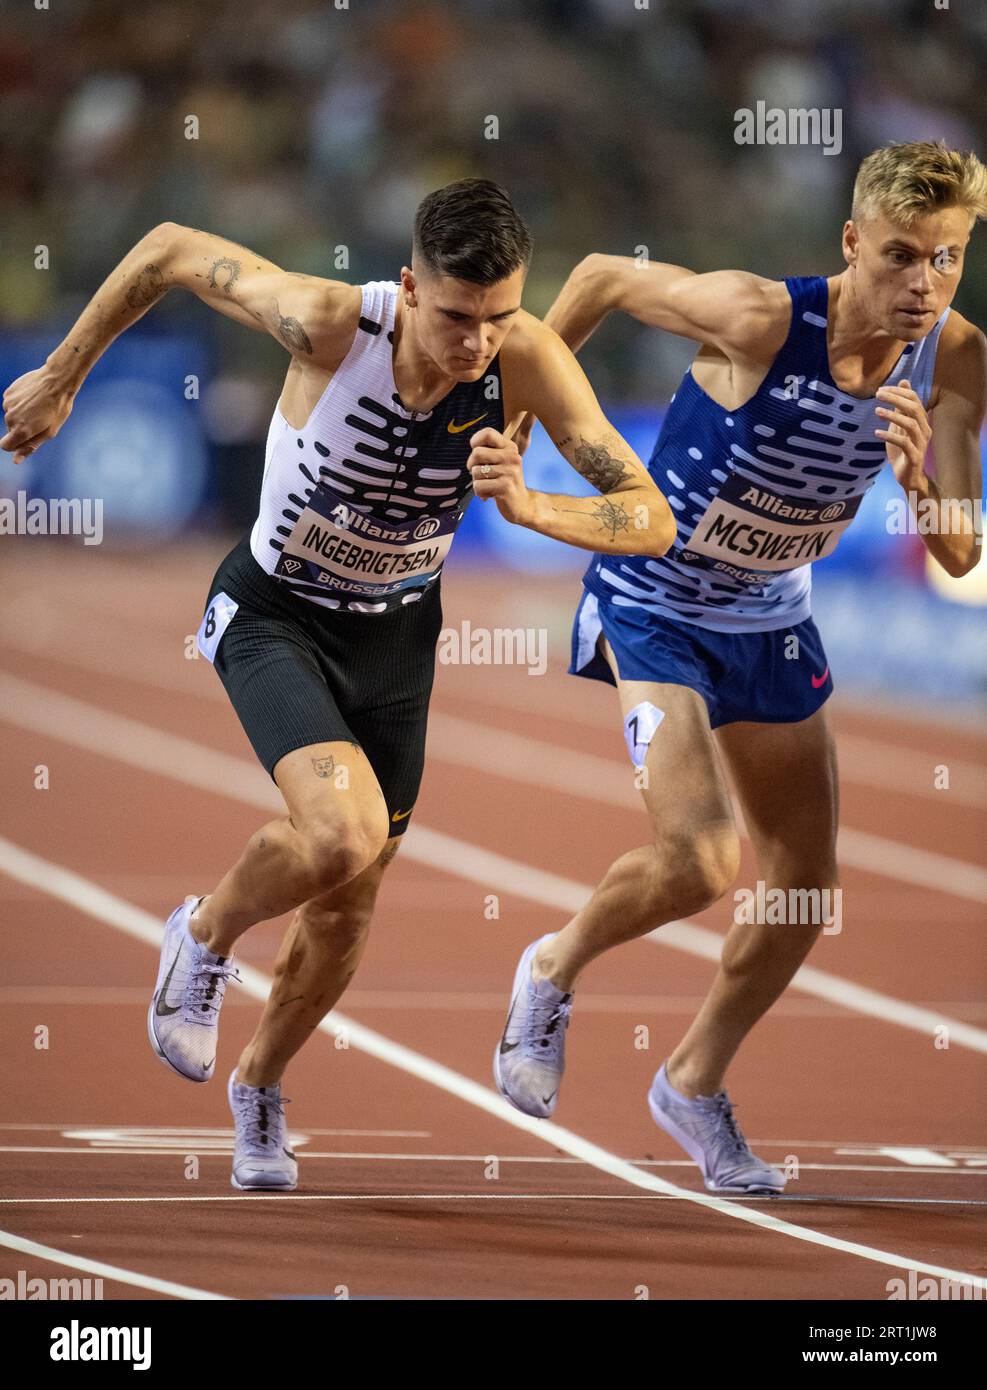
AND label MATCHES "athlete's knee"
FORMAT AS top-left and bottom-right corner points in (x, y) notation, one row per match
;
(300, 898), (374, 951)
(758, 847), (840, 895)
(654, 824), (742, 916)
(300, 809), (390, 888)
